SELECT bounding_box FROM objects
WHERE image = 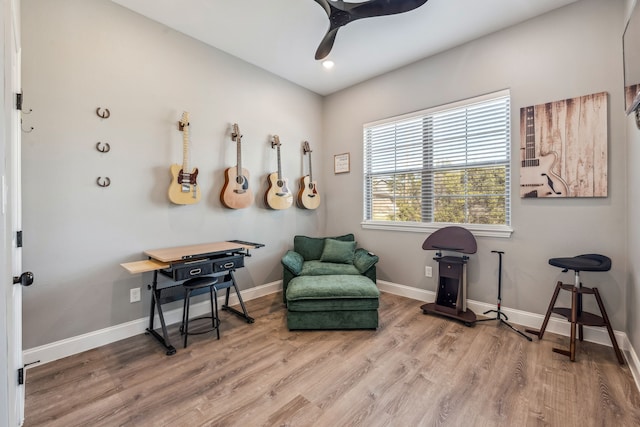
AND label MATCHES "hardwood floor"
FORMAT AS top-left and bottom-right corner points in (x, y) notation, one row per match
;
(24, 292), (640, 426)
